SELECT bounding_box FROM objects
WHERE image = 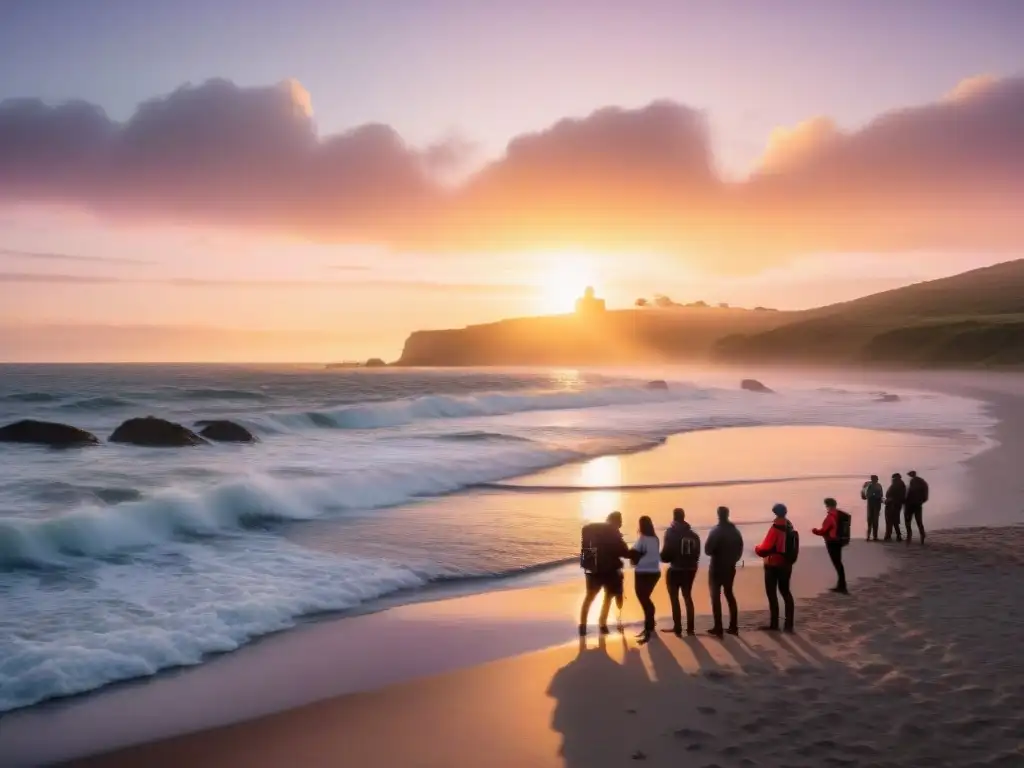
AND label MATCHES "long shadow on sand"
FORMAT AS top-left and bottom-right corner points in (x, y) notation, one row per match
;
(549, 530), (1024, 767)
